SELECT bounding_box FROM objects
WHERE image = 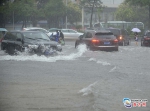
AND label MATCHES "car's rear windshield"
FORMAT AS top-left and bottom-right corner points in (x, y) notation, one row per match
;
(106, 29), (120, 35)
(146, 32), (150, 36)
(23, 32), (50, 41)
(95, 32), (116, 39)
